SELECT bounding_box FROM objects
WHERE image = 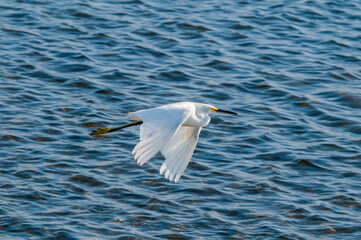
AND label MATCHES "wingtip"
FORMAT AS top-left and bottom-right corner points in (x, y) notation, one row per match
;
(174, 174), (181, 183)
(160, 163), (167, 174)
(165, 169), (170, 179)
(159, 164), (181, 183)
